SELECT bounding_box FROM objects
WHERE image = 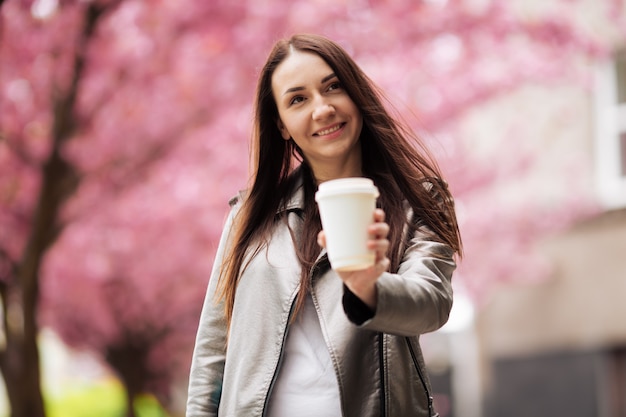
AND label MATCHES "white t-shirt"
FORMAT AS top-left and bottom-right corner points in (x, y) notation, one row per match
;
(265, 295), (342, 416)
